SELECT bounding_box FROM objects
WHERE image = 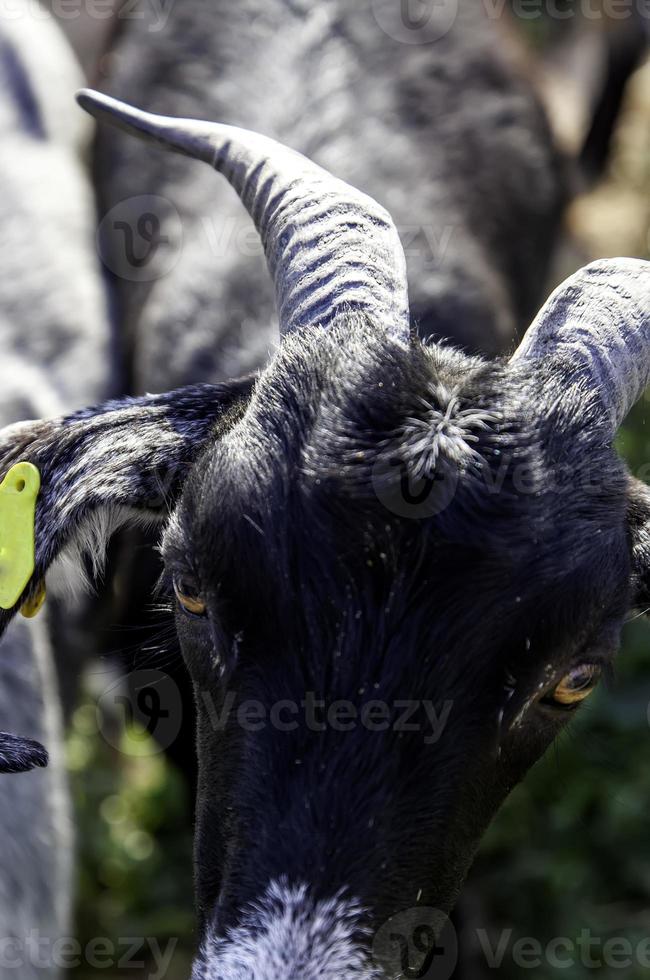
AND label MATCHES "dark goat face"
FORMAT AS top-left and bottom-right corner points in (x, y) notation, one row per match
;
(165, 321), (632, 968)
(0, 92), (648, 978)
